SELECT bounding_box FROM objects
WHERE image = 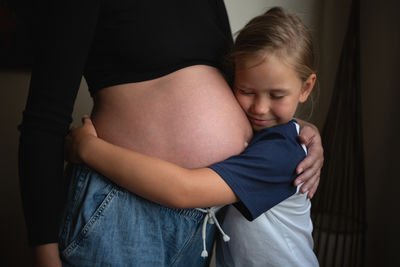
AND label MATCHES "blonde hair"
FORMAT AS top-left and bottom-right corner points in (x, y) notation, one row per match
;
(226, 7), (317, 117)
